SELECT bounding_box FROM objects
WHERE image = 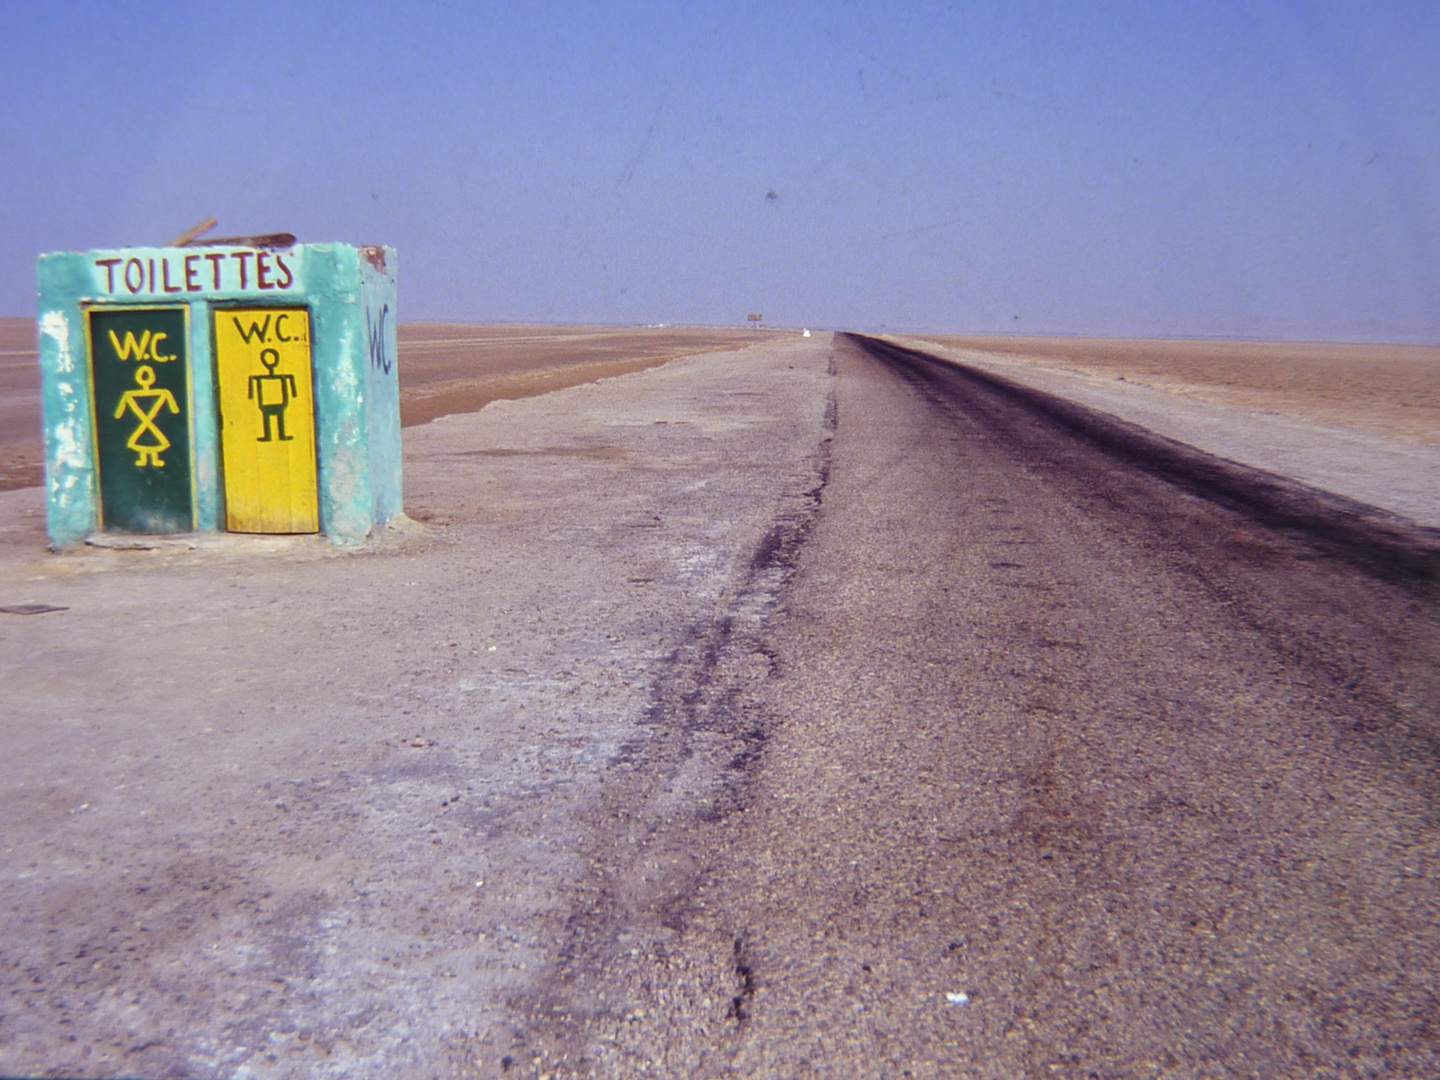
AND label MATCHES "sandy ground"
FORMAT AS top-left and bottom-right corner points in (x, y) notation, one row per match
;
(0, 318), (777, 492)
(5, 316), (1429, 494)
(0, 337), (833, 1079)
(911, 333), (1440, 447)
(0, 319), (44, 492)
(396, 324), (775, 427)
(1, 329), (1437, 1077)
(890, 334), (1440, 530)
